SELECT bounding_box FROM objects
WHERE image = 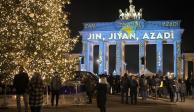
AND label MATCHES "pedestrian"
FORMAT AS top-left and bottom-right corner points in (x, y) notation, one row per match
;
(130, 75), (138, 104)
(120, 73), (130, 104)
(139, 74), (148, 101)
(167, 77), (175, 102)
(162, 76), (168, 98)
(84, 76), (93, 104)
(190, 77), (194, 99)
(50, 72), (62, 107)
(107, 74), (113, 94)
(154, 74), (161, 100)
(115, 75), (120, 94)
(180, 79), (186, 102)
(29, 72), (44, 112)
(186, 78), (191, 96)
(175, 79), (181, 102)
(97, 74), (108, 112)
(13, 66), (29, 112)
